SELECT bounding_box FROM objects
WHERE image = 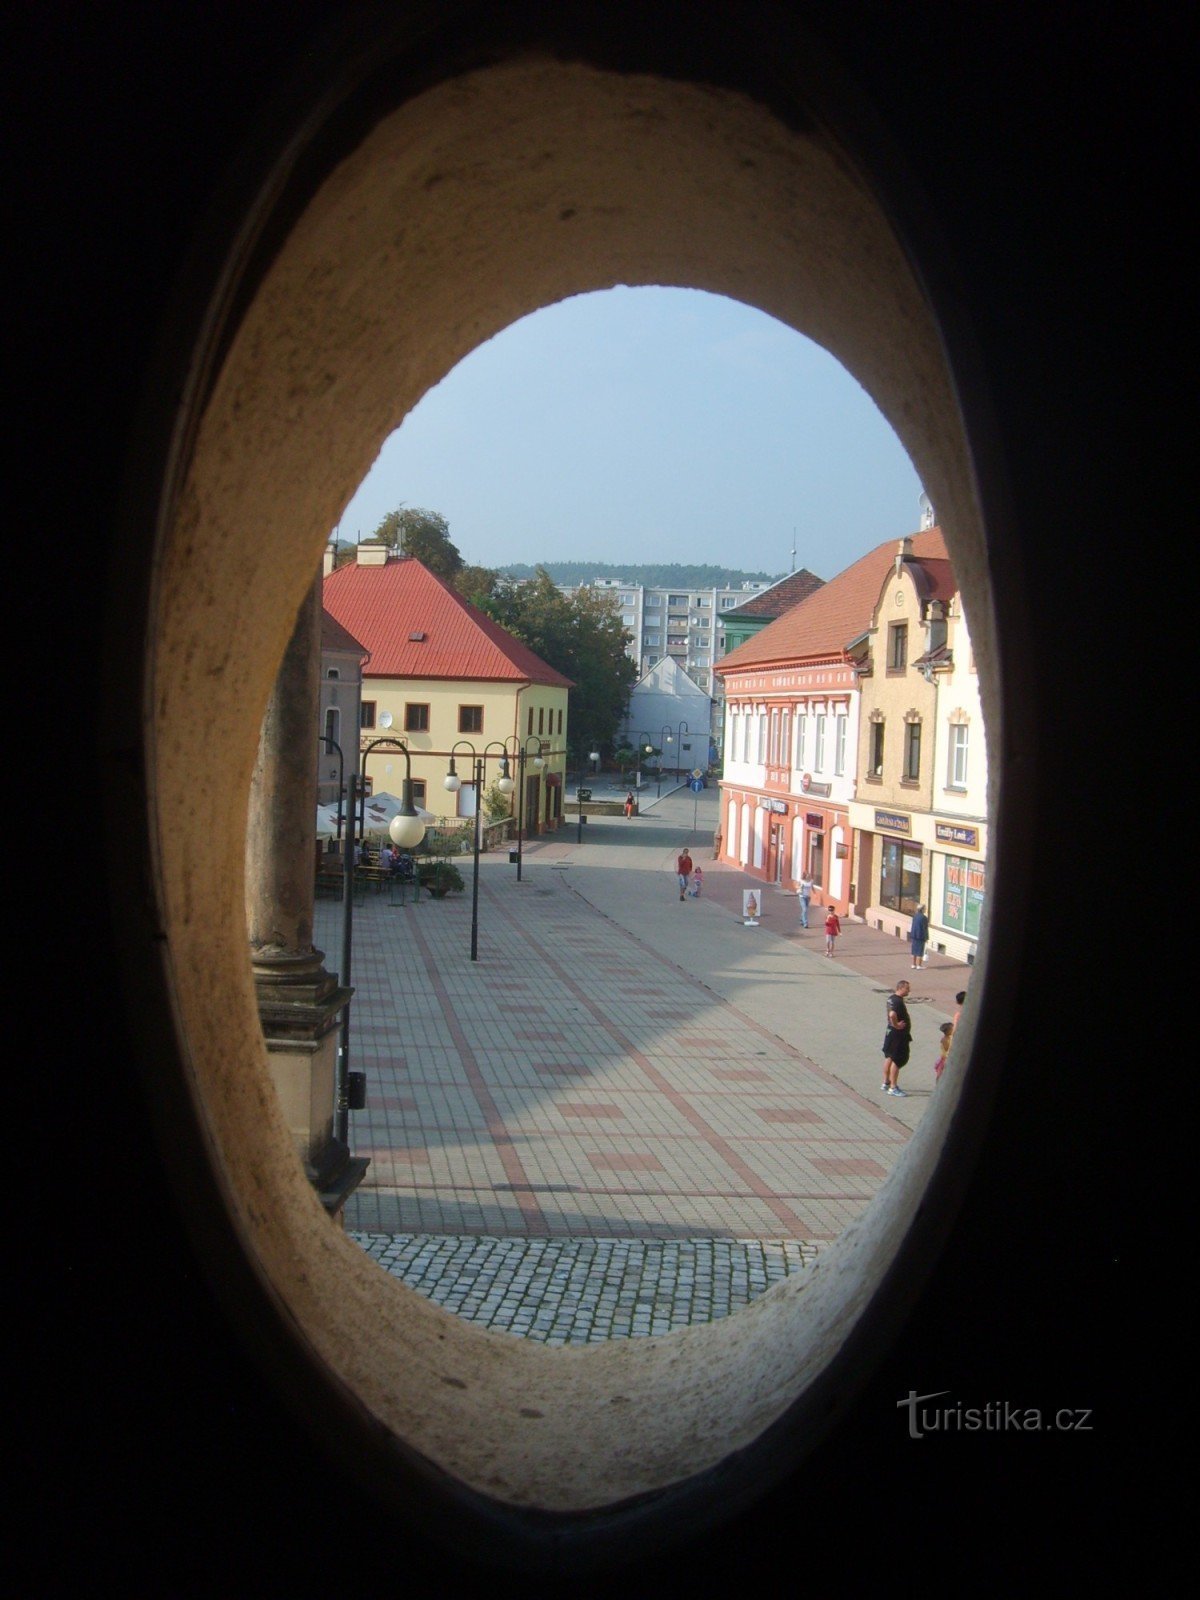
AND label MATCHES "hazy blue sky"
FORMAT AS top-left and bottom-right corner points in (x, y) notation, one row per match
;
(333, 287), (926, 582)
